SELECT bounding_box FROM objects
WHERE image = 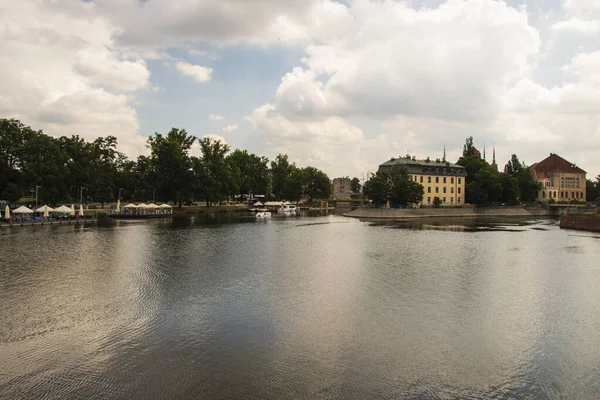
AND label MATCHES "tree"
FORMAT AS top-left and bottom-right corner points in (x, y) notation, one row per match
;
(197, 136), (233, 205)
(270, 154), (293, 200)
(463, 136), (476, 157)
(350, 177), (362, 193)
(457, 143), (502, 205)
(587, 178), (599, 202)
(364, 165), (423, 208)
(504, 154), (540, 202)
(303, 166), (331, 201)
(433, 197), (442, 208)
(1, 183), (21, 203)
(363, 173), (388, 207)
(227, 149), (269, 201)
(148, 128), (196, 207)
(499, 174), (520, 205)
